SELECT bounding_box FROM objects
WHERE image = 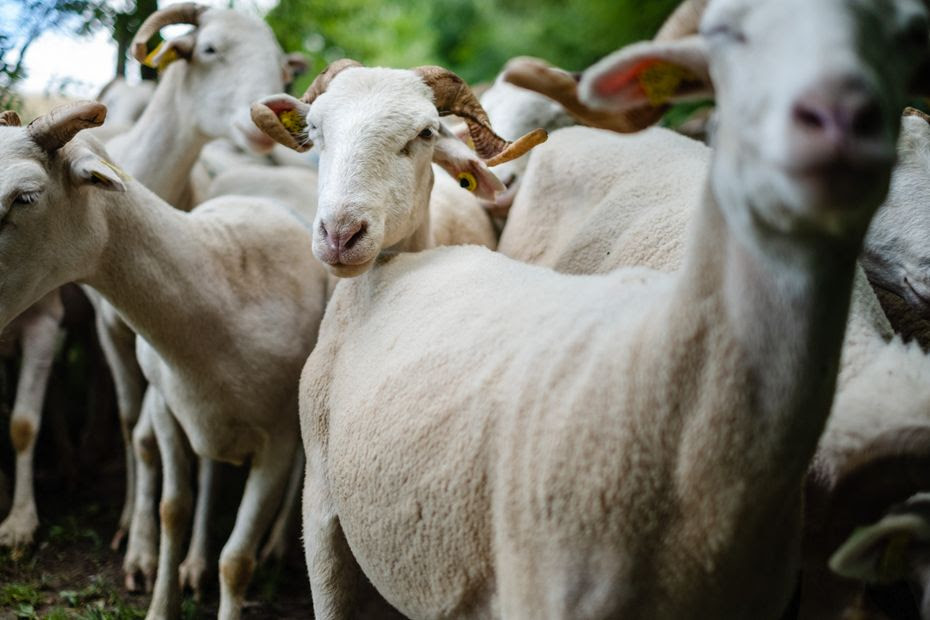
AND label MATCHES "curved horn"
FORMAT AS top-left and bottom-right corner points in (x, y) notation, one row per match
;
(413, 65), (547, 166)
(301, 58), (363, 105)
(27, 101), (107, 152)
(0, 111), (21, 127)
(131, 2), (207, 63)
(655, 0), (710, 41)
